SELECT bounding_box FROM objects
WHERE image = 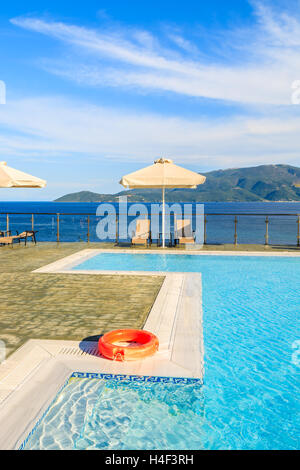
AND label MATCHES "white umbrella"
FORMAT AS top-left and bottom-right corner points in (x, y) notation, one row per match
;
(120, 158), (206, 247)
(0, 161), (46, 233)
(0, 161), (46, 188)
